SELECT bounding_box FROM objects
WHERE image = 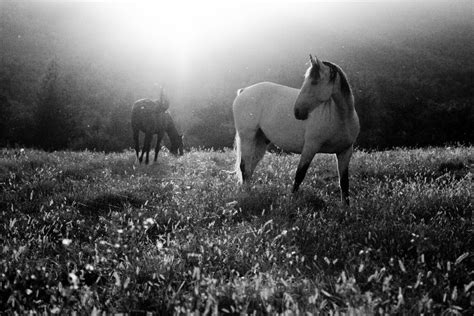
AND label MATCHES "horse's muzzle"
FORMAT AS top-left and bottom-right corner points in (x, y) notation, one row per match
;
(294, 107), (308, 120)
